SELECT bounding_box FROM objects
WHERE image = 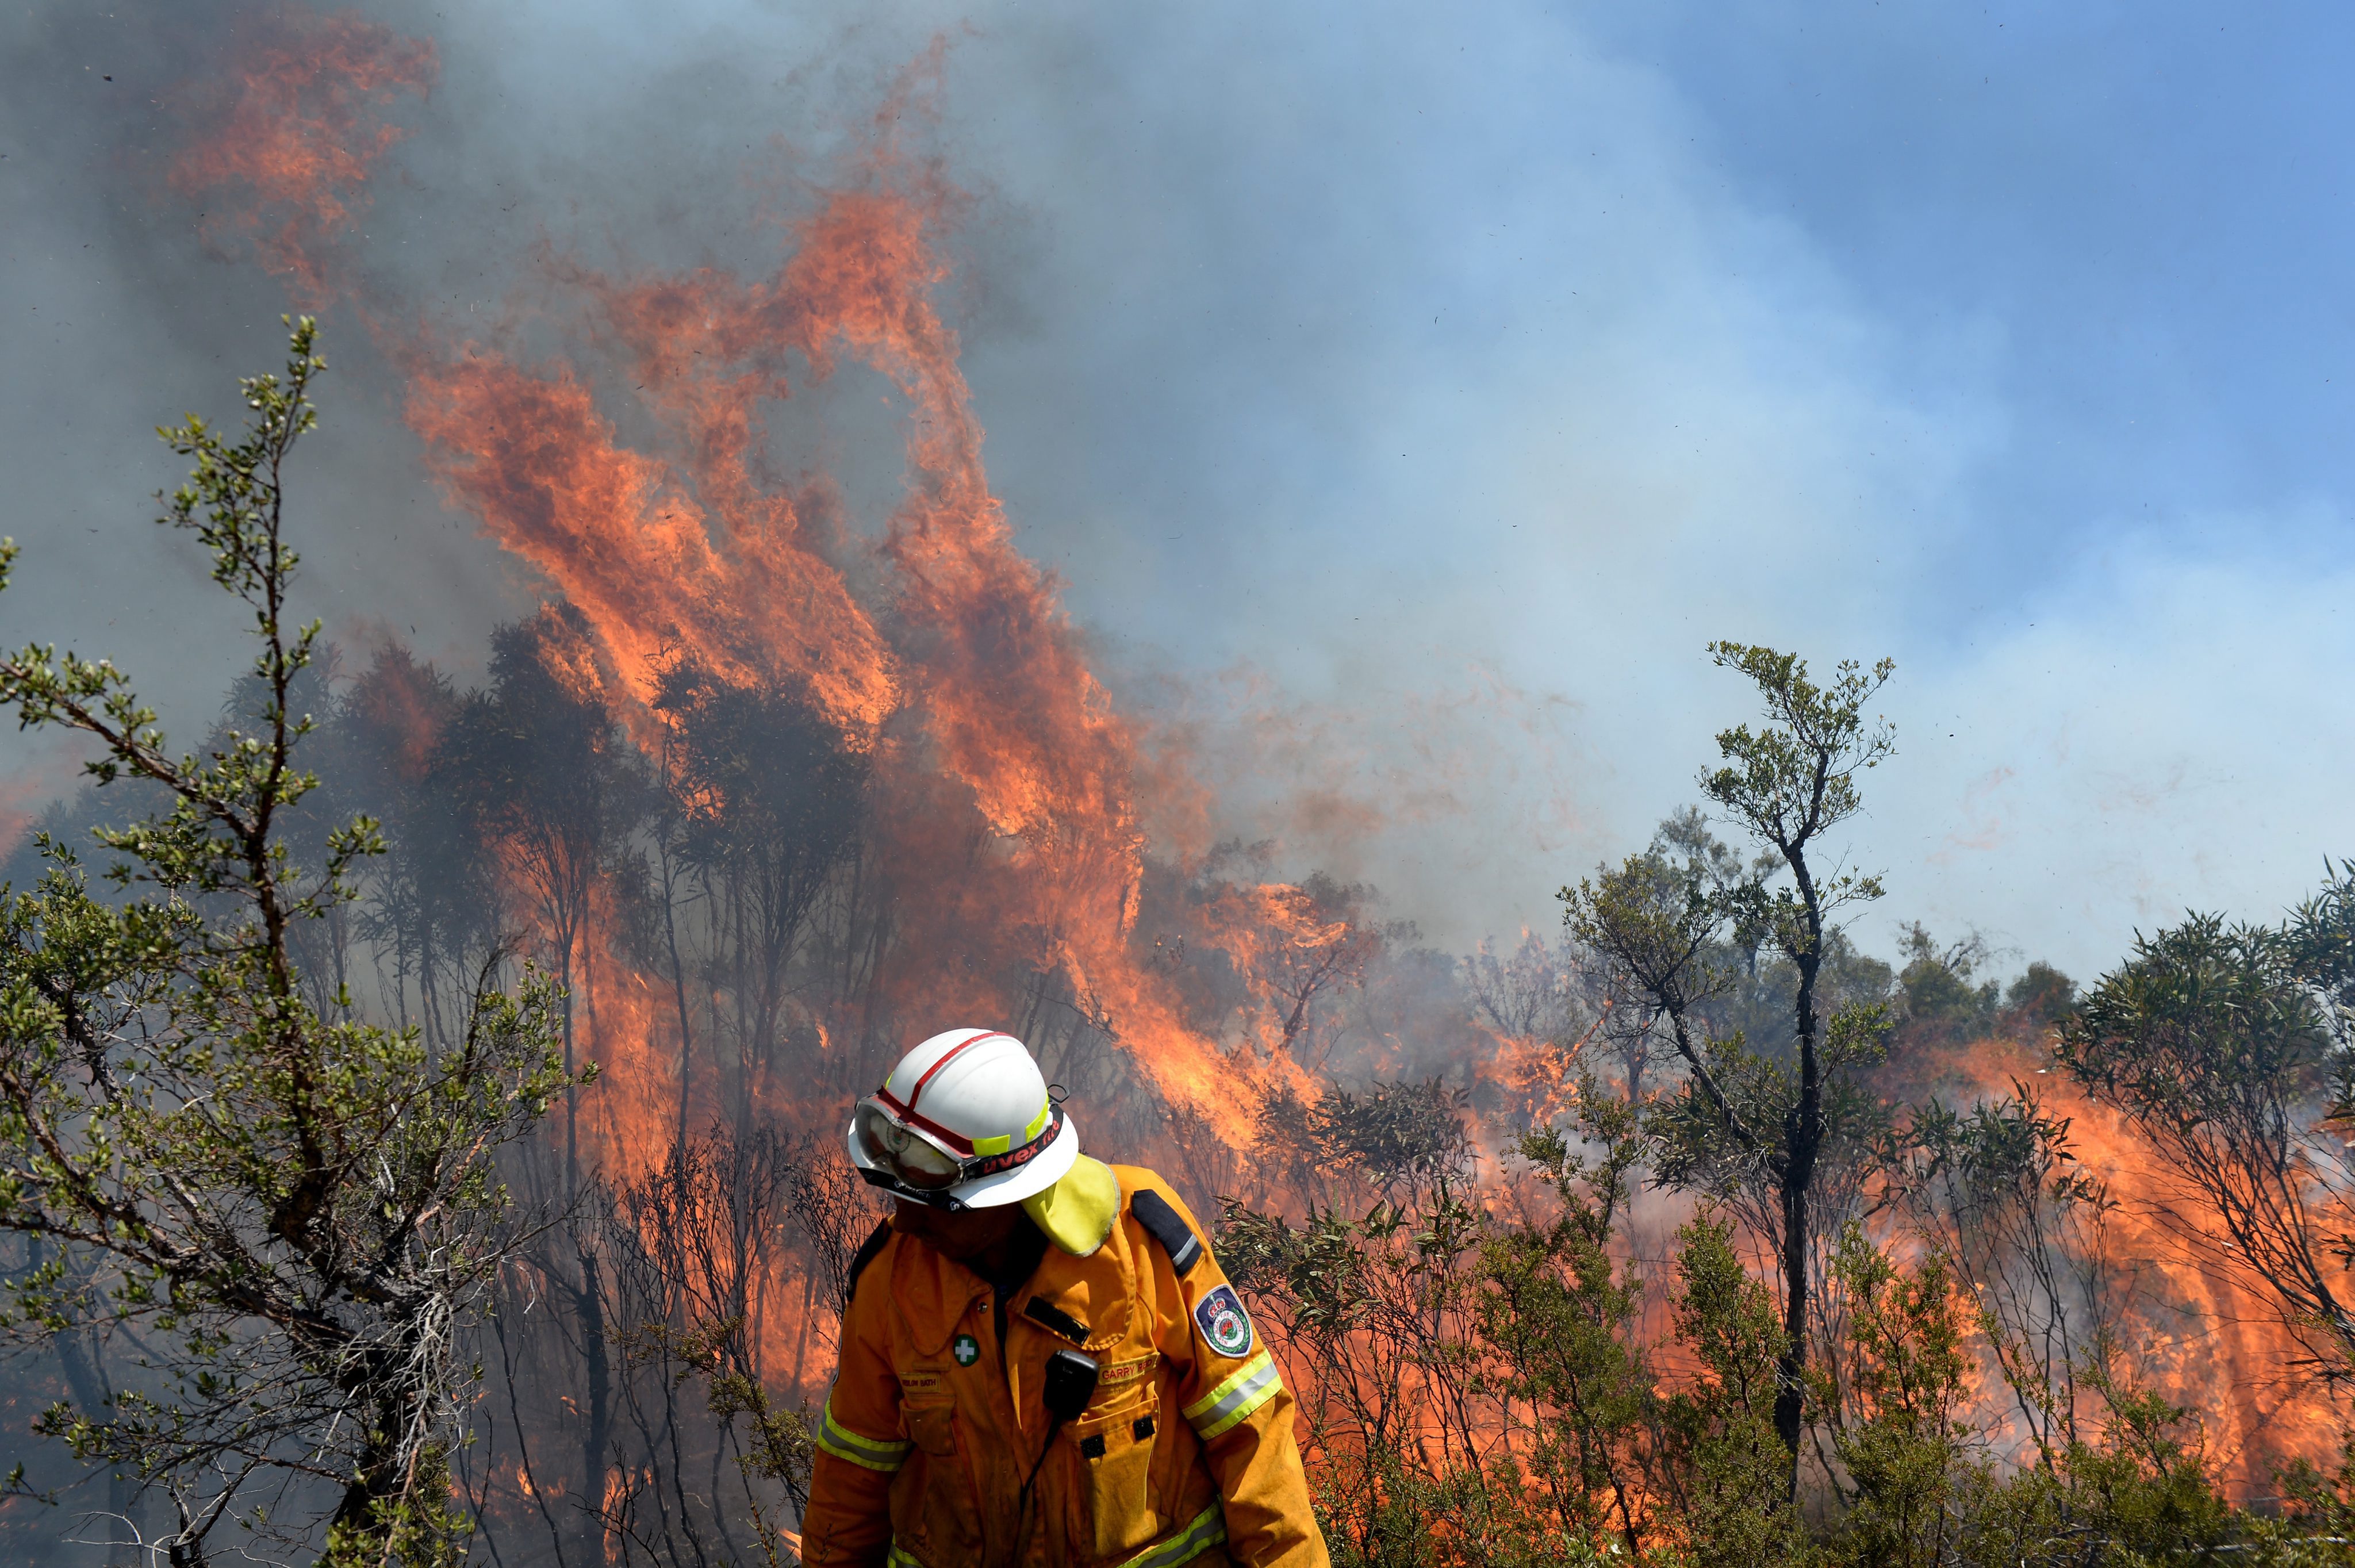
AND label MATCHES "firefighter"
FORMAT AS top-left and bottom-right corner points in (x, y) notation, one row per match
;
(799, 1027), (1329, 1568)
